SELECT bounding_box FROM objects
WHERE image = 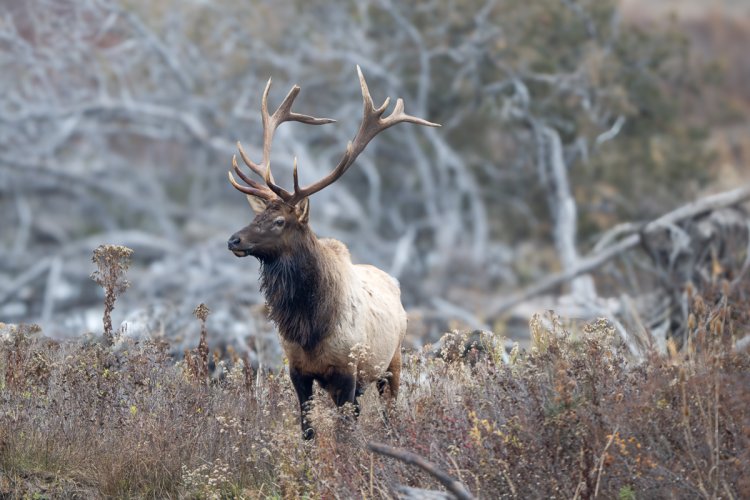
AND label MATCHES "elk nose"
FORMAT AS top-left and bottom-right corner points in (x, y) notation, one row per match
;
(227, 235), (241, 249)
